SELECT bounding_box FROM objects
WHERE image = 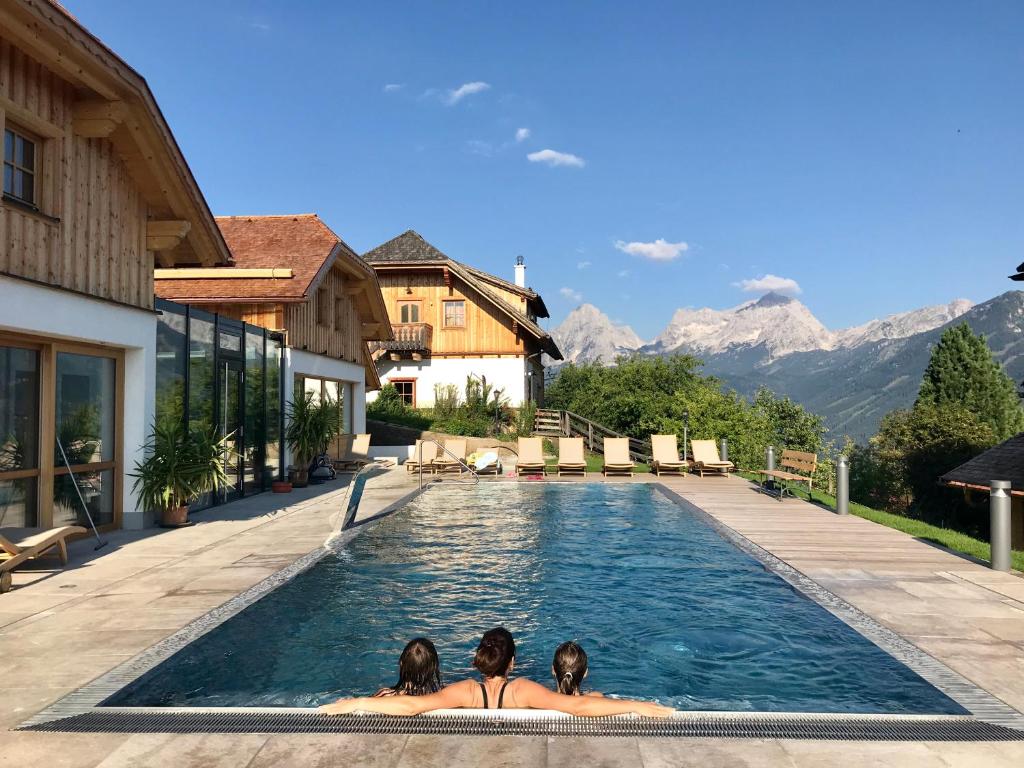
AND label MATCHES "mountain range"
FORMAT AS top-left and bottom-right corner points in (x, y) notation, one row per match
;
(548, 291), (1024, 441)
